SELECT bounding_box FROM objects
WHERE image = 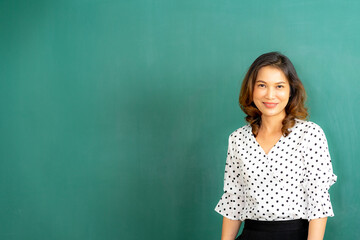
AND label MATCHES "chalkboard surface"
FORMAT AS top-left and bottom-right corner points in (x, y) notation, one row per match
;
(0, 0), (357, 239)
